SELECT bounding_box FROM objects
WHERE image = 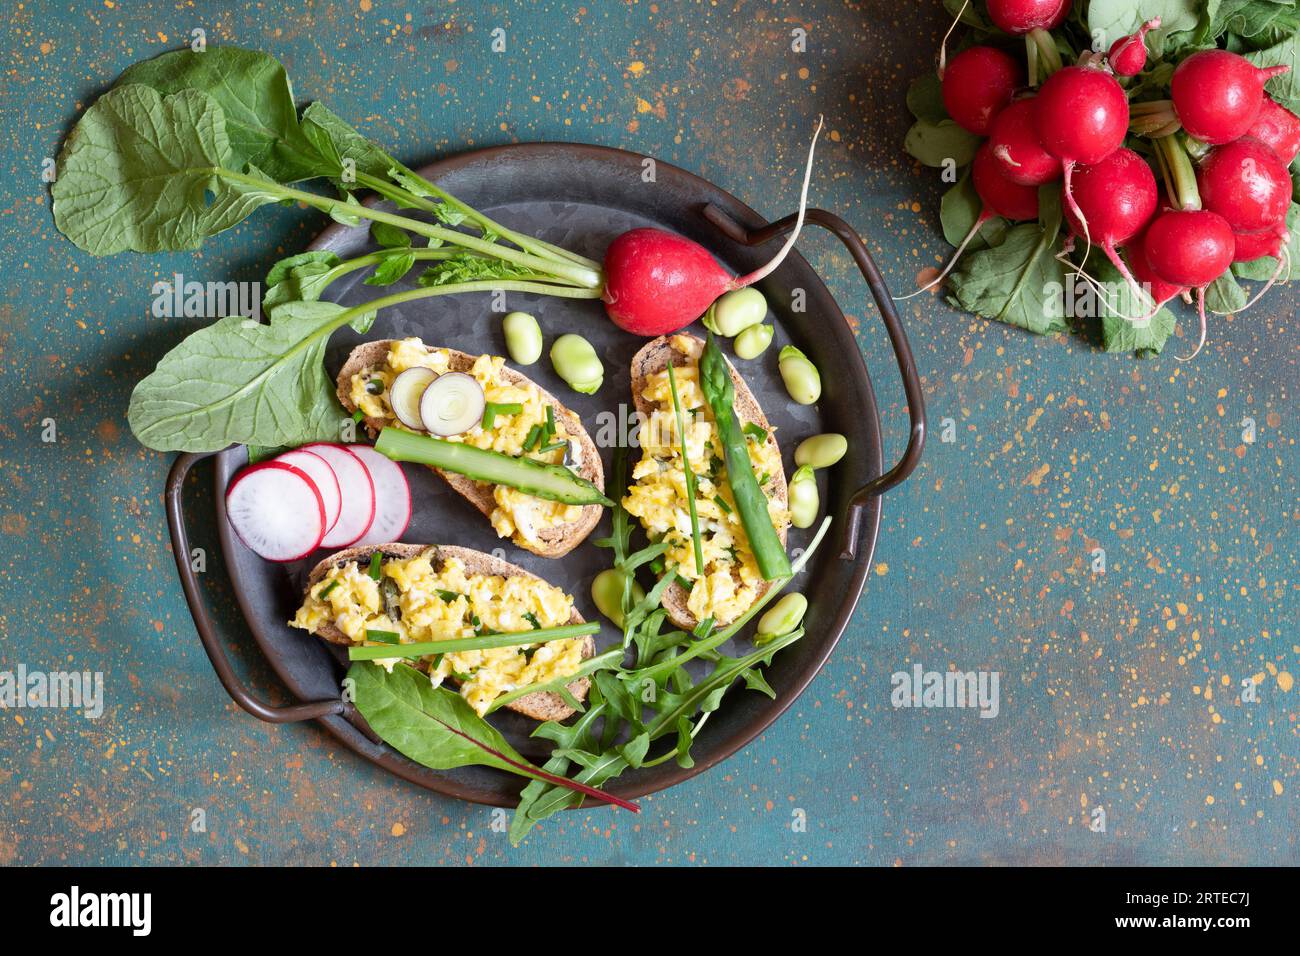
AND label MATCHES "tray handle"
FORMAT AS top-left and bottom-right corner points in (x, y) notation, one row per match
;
(701, 204), (926, 561)
(166, 451), (346, 724)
